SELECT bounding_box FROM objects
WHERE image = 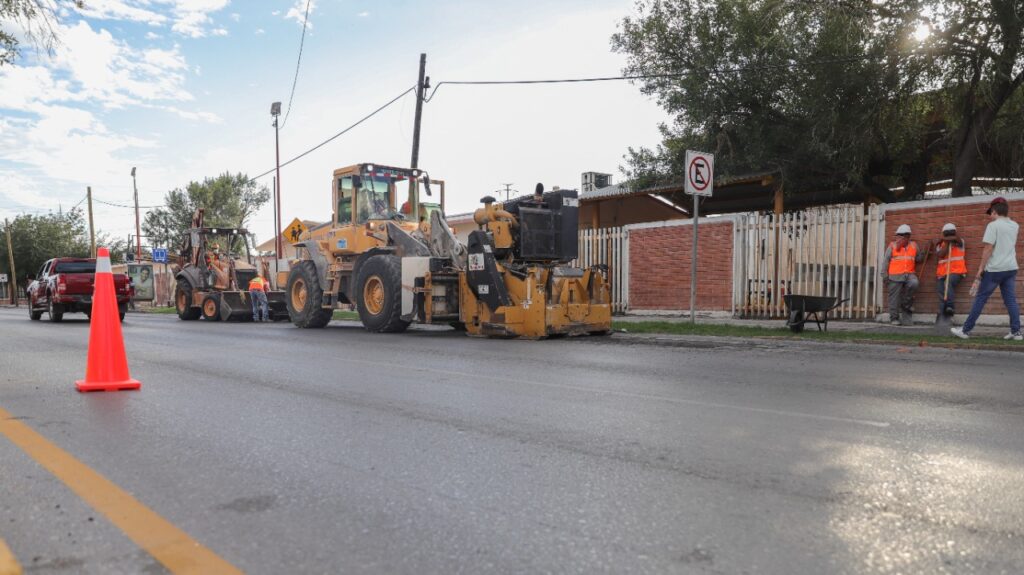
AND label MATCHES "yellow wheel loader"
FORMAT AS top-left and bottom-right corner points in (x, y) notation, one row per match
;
(284, 163), (612, 338)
